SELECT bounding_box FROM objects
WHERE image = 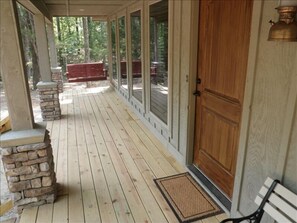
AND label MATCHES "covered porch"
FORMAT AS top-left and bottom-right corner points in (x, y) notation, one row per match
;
(15, 82), (226, 223)
(1, 0), (297, 222)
